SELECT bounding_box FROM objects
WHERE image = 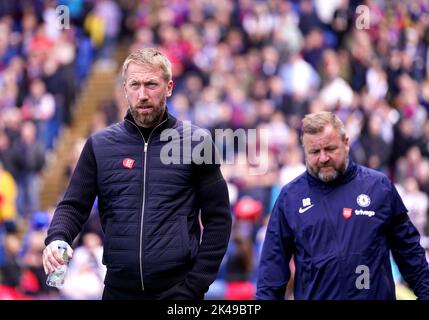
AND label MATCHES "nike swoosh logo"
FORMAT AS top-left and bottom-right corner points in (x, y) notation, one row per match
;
(299, 205), (314, 214)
